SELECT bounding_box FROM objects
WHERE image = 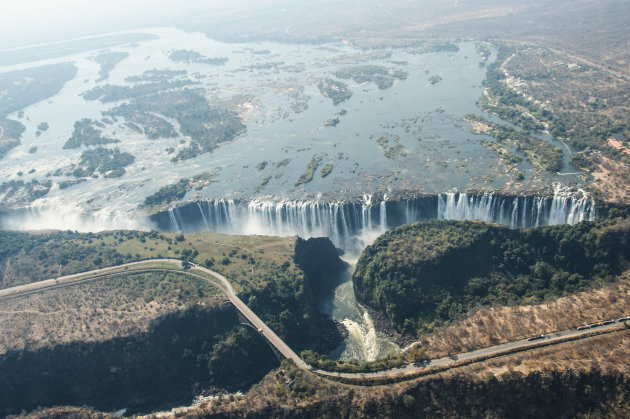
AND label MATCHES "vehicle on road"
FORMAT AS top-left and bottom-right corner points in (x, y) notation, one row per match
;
(527, 334), (545, 341)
